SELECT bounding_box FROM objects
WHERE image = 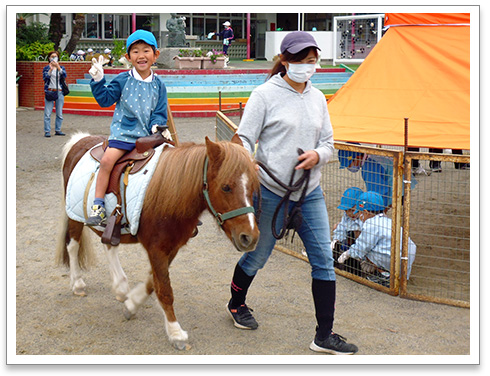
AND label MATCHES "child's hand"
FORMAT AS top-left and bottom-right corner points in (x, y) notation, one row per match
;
(89, 56), (105, 82)
(338, 250), (349, 264)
